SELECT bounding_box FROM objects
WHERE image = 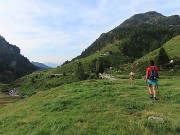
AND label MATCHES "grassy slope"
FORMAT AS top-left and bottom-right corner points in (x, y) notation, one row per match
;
(0, 79), (179, 135)
(0, 84), (20, 108)
(124, 35), (180, 78)
(0, 93), (20, 108)
(8, 42), (124, 96)
(4, 35), (180, 96)
(52, 42), (122, 74)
